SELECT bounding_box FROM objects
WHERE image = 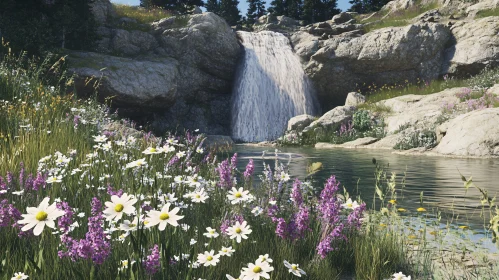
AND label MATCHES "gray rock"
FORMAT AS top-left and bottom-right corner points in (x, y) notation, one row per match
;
(315, 137), (379, 148)
(332, 12), (354, 24)
(433, 108), (499, 157)
(345, 92), (365, 106)
(489, 84), (499, 96)
(70, 12), (241, 136)
(192, 6), (203, 14)
(303, 105), (355, 132)
(91, 0), (115, 24)
(287, 114), (316, 131)
(203, 135), (234, 150)
(290, 31), (320, 62)
(442, 17), (499, 76)
(305, 23), (451, 109)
